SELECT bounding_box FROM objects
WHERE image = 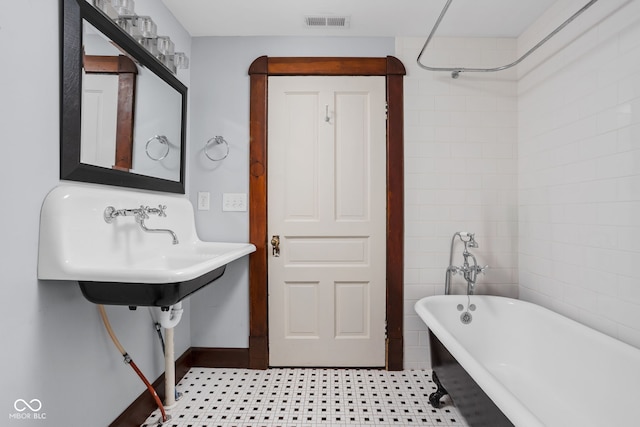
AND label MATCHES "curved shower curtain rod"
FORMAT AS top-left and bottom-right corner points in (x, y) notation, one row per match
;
(416, 0), (600, 78)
